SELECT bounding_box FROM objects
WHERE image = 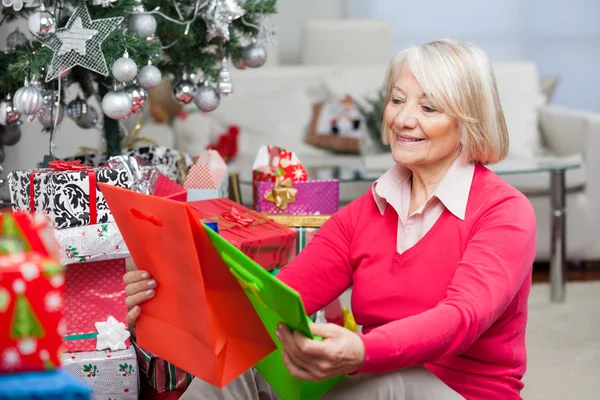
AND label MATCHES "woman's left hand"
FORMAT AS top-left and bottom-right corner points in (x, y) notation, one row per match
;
(276, 322), (365, 382)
